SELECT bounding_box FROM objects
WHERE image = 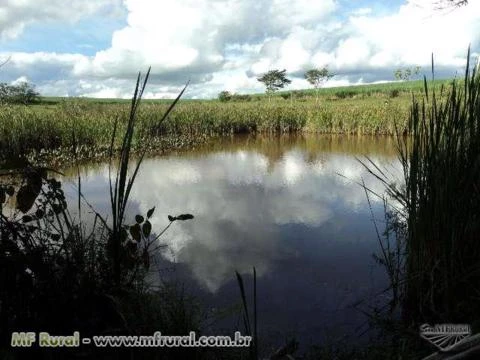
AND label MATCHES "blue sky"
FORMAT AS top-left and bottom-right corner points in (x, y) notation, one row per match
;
(0, 0), (478, 99)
